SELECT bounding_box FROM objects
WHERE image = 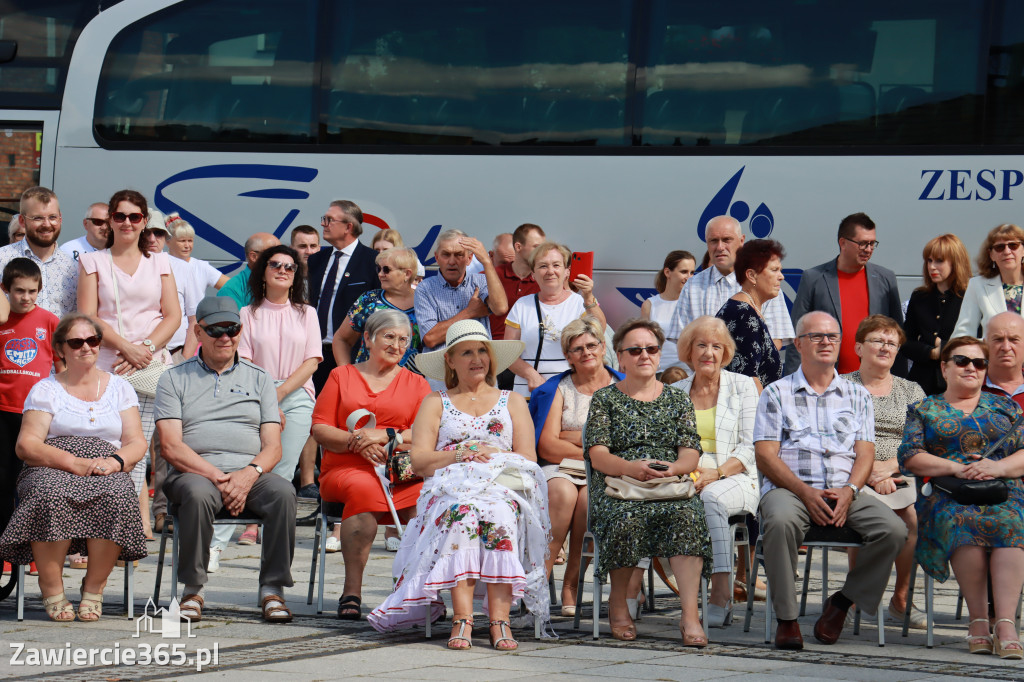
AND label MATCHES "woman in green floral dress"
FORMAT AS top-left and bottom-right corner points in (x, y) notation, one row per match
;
(584, 319), (712, 647)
